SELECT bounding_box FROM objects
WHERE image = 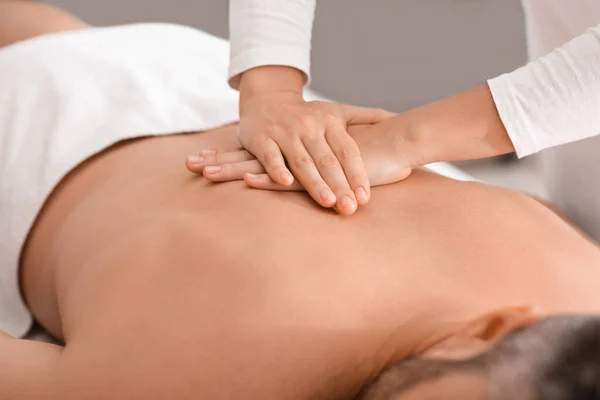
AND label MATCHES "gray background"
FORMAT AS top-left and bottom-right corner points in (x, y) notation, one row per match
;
(44, 0), (527, 112)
